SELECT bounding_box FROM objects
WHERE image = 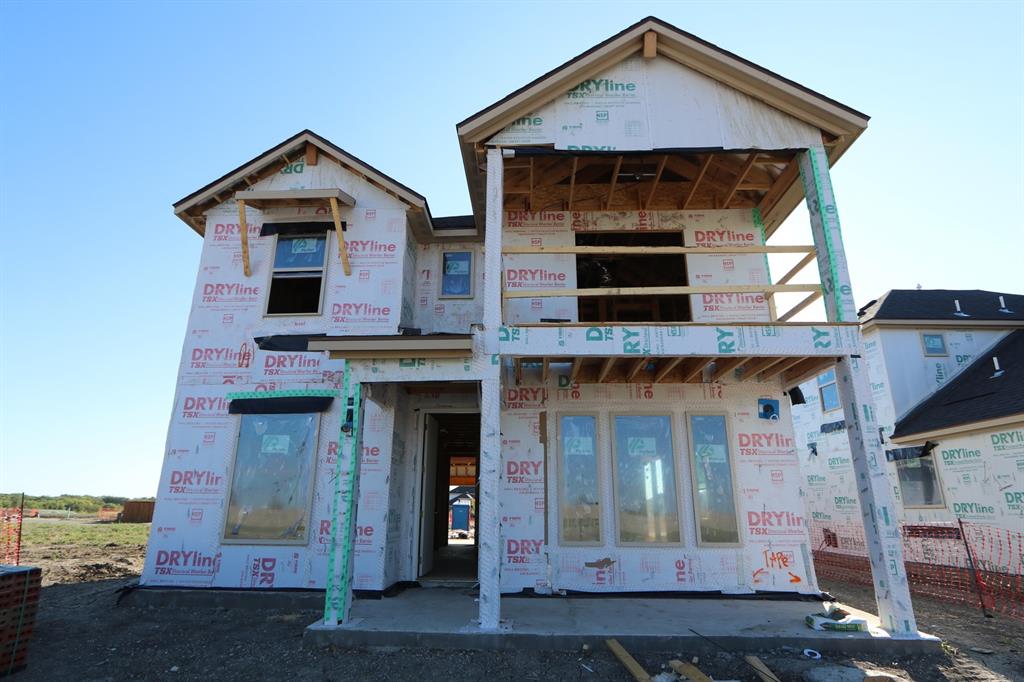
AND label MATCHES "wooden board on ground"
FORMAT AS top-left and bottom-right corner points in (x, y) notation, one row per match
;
(668, 659), (713, 682)
(605, 638), (651, 682)
(744, 655), (782, 682)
